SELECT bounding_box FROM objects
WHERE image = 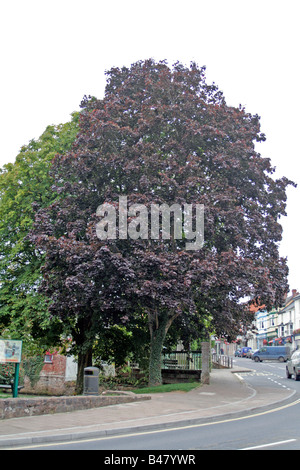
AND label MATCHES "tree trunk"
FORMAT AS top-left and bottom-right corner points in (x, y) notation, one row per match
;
(148, 324), (167, 386)
(148, 310), (178, 386)
(76, 348), (93, 394)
